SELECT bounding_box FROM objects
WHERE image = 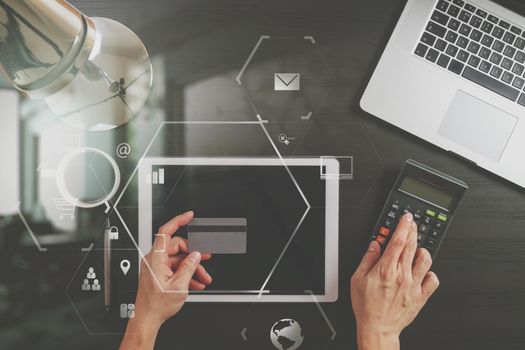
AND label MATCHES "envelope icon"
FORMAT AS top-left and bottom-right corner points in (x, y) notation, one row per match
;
(274, 73), (300, 91)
